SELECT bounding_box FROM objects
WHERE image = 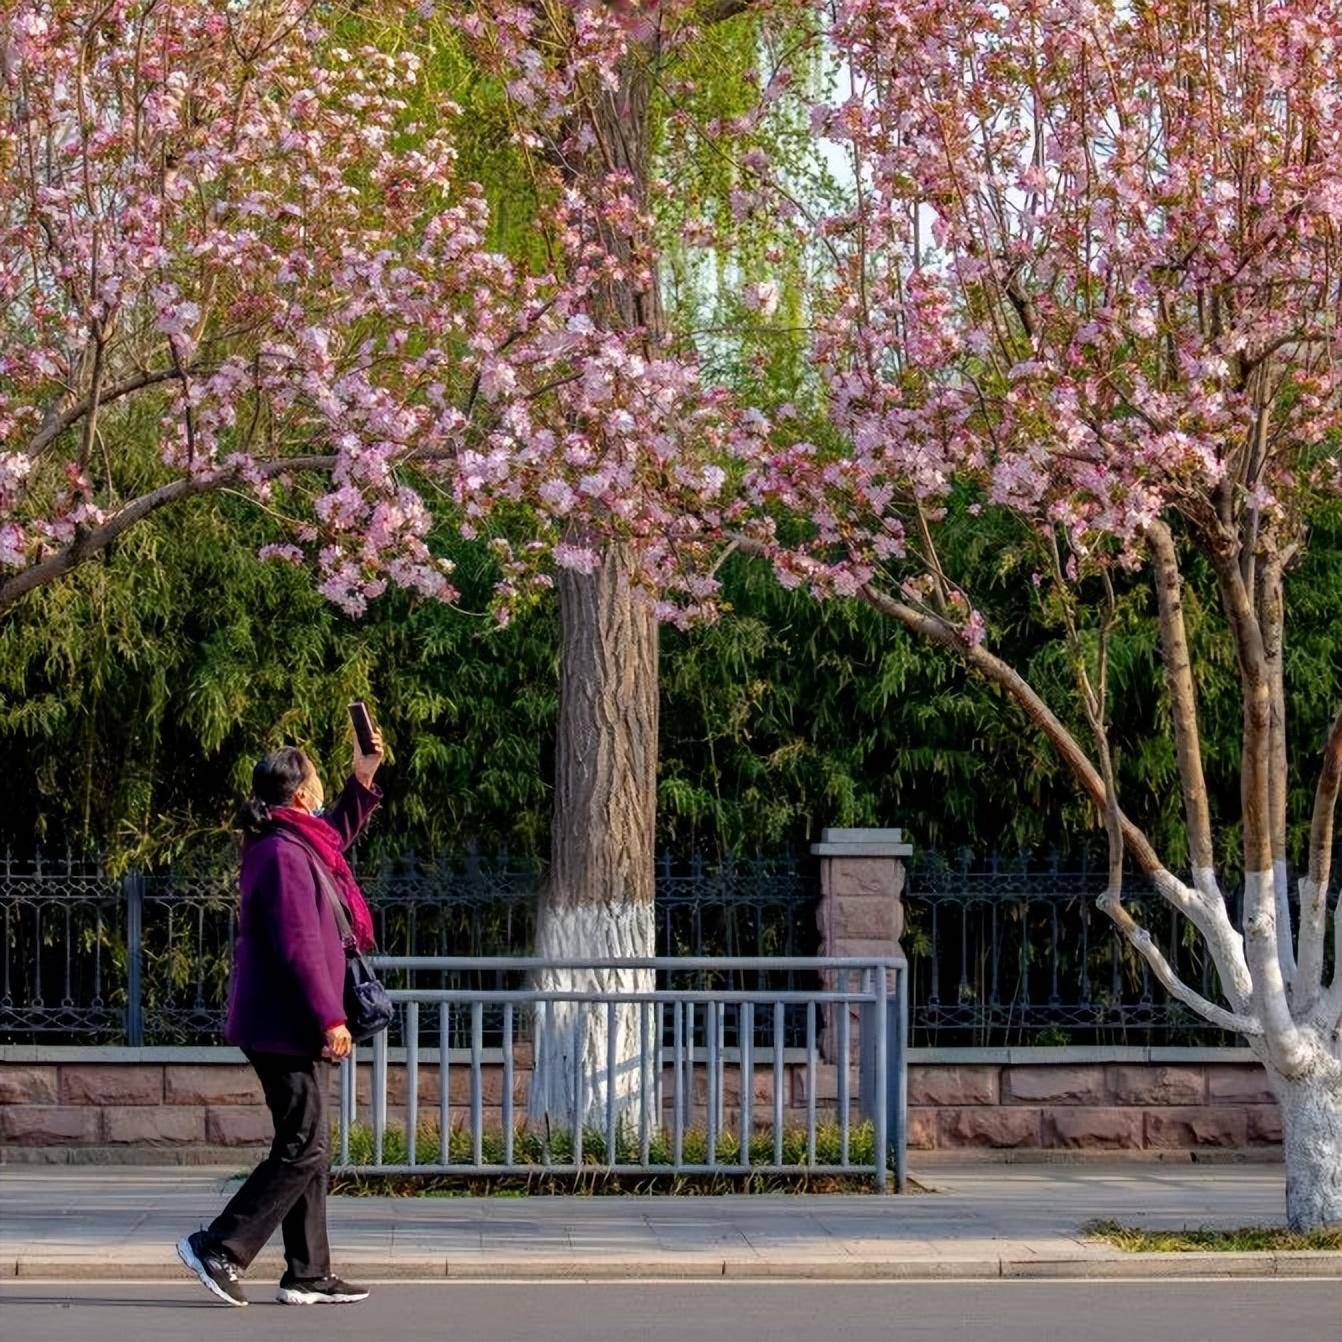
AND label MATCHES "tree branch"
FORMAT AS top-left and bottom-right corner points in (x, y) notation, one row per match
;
(728, 533), (1257, 1020)
(25, 366), (199, 458)
(1070, 580), (1243, 1036)
(1209, 546), (1304, 1064)
(0, 453), (336, 615)
(1300, 706), (1342, 1012)
(1257, 554), (1297, 987)
(1145, 520), (1217, 888)
(1098, 894), (1263, 1036)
